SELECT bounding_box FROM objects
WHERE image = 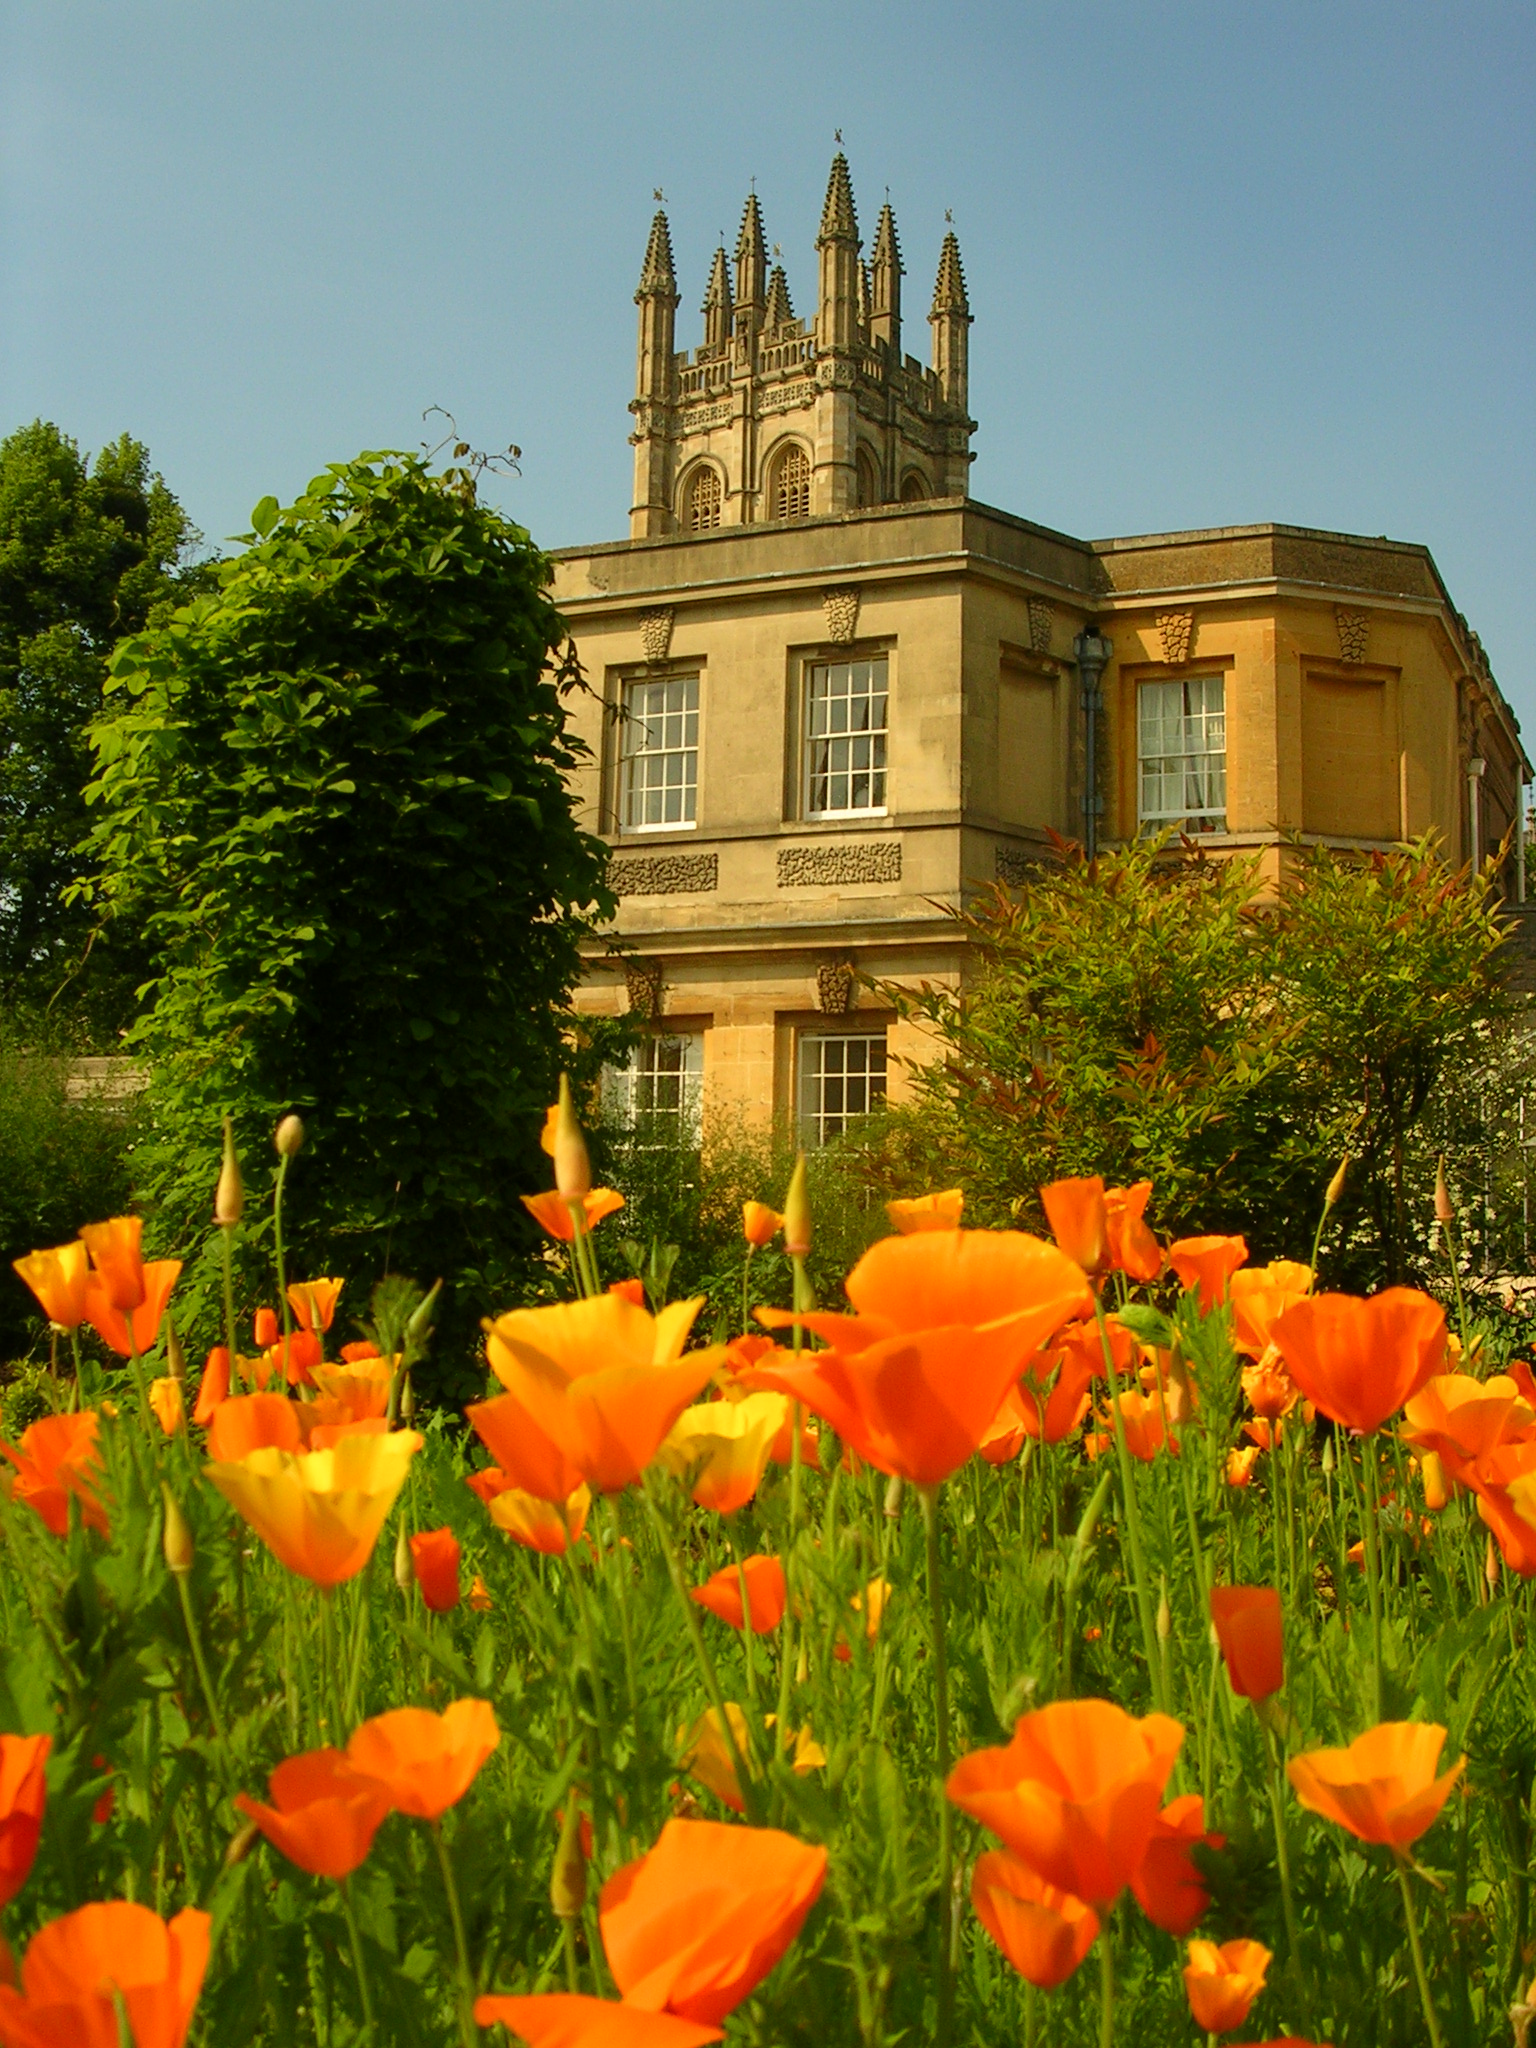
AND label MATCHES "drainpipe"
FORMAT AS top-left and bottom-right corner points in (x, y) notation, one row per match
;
(1468, 755), (1486, 873)
(1519, 780), (1528, 904)
(1073, 625), (1114, 860)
